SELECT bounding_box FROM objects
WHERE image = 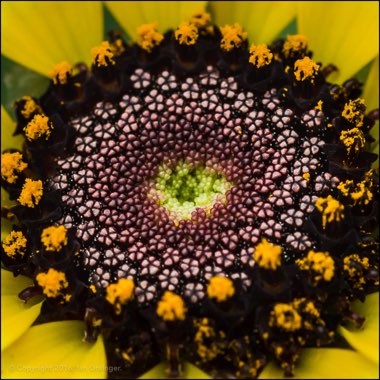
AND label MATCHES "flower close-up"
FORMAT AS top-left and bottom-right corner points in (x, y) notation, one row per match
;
(1, 1), (379, 379)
